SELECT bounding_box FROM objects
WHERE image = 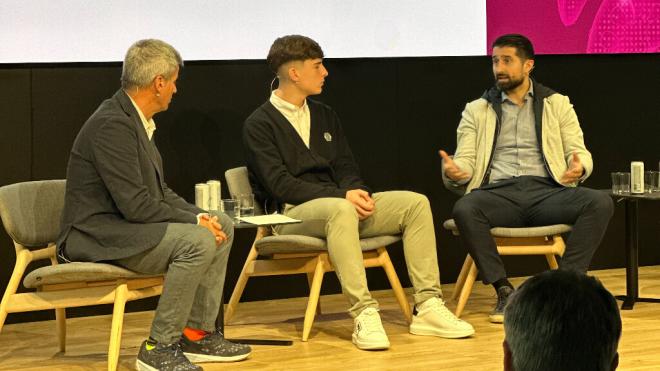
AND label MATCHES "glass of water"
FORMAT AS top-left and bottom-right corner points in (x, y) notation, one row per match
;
(238, 193), (255, 217)
(220, 199), (240, 221)
(646, 171), (660, 193)
(611, 172), (631, 194)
